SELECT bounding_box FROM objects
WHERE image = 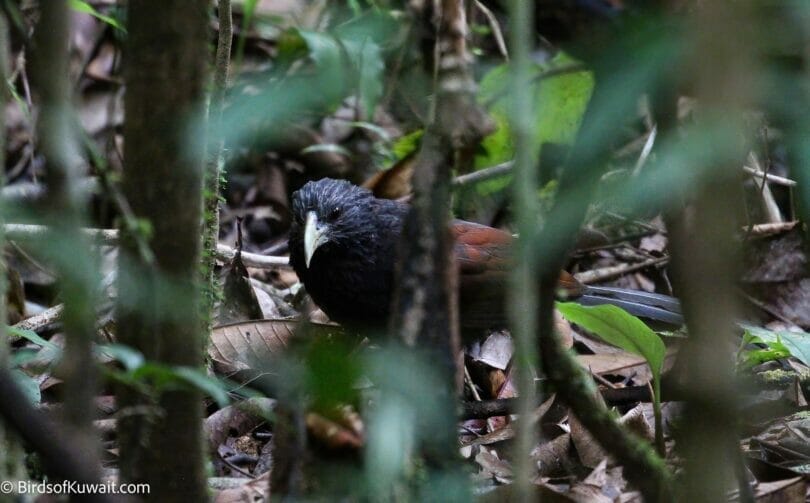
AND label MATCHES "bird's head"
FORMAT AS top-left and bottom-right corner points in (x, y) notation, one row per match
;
(290, 178), (375, 269)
